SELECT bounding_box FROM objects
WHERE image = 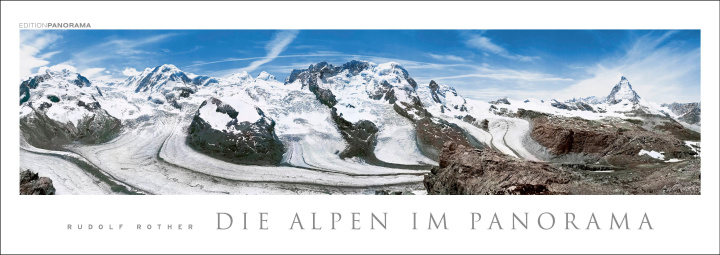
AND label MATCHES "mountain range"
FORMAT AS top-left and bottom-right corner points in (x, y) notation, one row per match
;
(18, 60), (702, 195)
